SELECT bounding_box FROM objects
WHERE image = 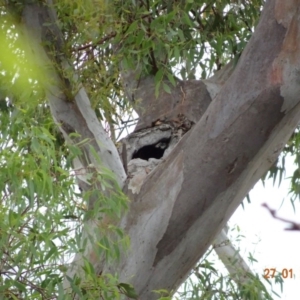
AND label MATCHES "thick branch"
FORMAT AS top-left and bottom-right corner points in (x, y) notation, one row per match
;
(20, 1), (127, 290)
(21, 1), (126, 187)
(107, 1), (300, 298)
